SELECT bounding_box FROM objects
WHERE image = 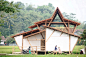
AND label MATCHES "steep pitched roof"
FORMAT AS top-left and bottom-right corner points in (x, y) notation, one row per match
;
(28, 18), (51, 29)
(1, 36), (6, 40)
(11, 7), (81, 38)
(50, 7), (80, 26)
(11, 29), (39, 38)
(43, 25), (81, 38)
